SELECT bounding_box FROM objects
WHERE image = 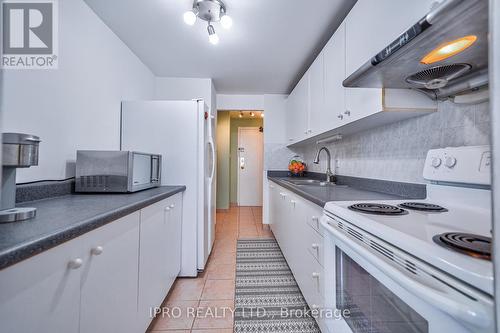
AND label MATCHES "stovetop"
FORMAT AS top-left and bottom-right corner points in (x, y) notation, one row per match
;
(324, 184), (493, 295)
